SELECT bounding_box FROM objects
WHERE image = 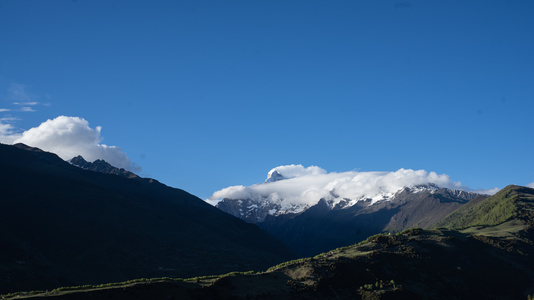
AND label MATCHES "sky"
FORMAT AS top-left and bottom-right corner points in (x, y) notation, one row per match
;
(1, 0), (533, 200)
